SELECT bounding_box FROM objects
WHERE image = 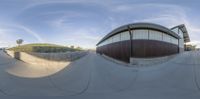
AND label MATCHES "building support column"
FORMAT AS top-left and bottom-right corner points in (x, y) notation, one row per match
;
(128, 26), (132, 63)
